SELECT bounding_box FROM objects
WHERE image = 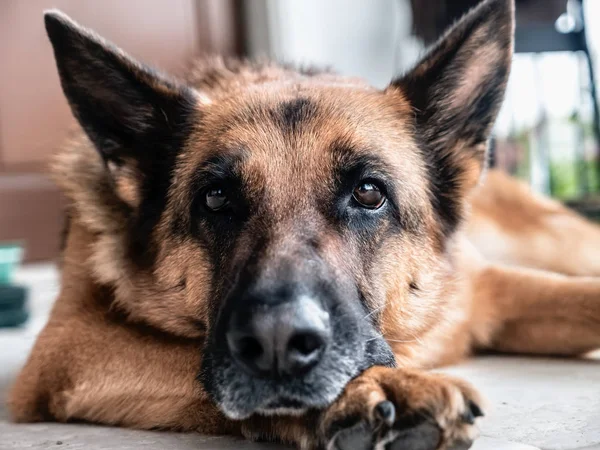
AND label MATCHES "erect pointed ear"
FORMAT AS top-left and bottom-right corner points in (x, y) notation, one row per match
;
(44, 10), (198, 205)
(390, 0), (514, 235)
